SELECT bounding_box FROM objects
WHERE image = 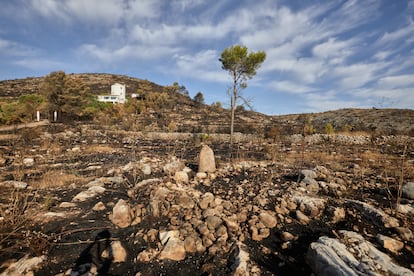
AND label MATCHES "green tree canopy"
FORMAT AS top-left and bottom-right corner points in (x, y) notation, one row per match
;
(42, 71), (91, 121)
(219, 45), (266, 145)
